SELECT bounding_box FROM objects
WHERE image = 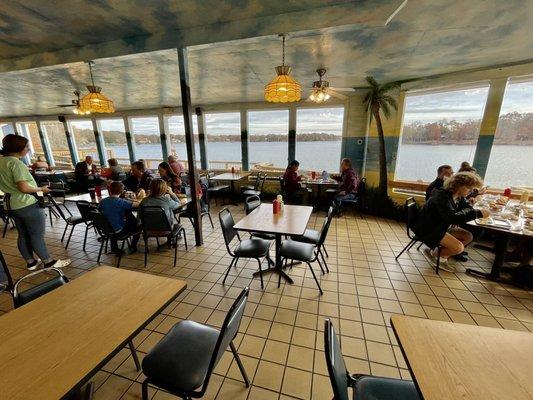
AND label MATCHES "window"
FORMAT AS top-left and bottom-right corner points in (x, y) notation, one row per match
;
(41, 121), (71, 167)
(248, 110), (288, 168)
(205, 112), (241, 169)
(99, 119), (130, 166)
(396, 85), (489, 182)
(296, 107), (344, 172)
(130, 117), (162, 169)
(167, 115), (200, 164)
(16, 122), (45, 161)
(1, 123), (15, 136)
(485, 78), (533, 188)
(69, 119), (100, 164)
